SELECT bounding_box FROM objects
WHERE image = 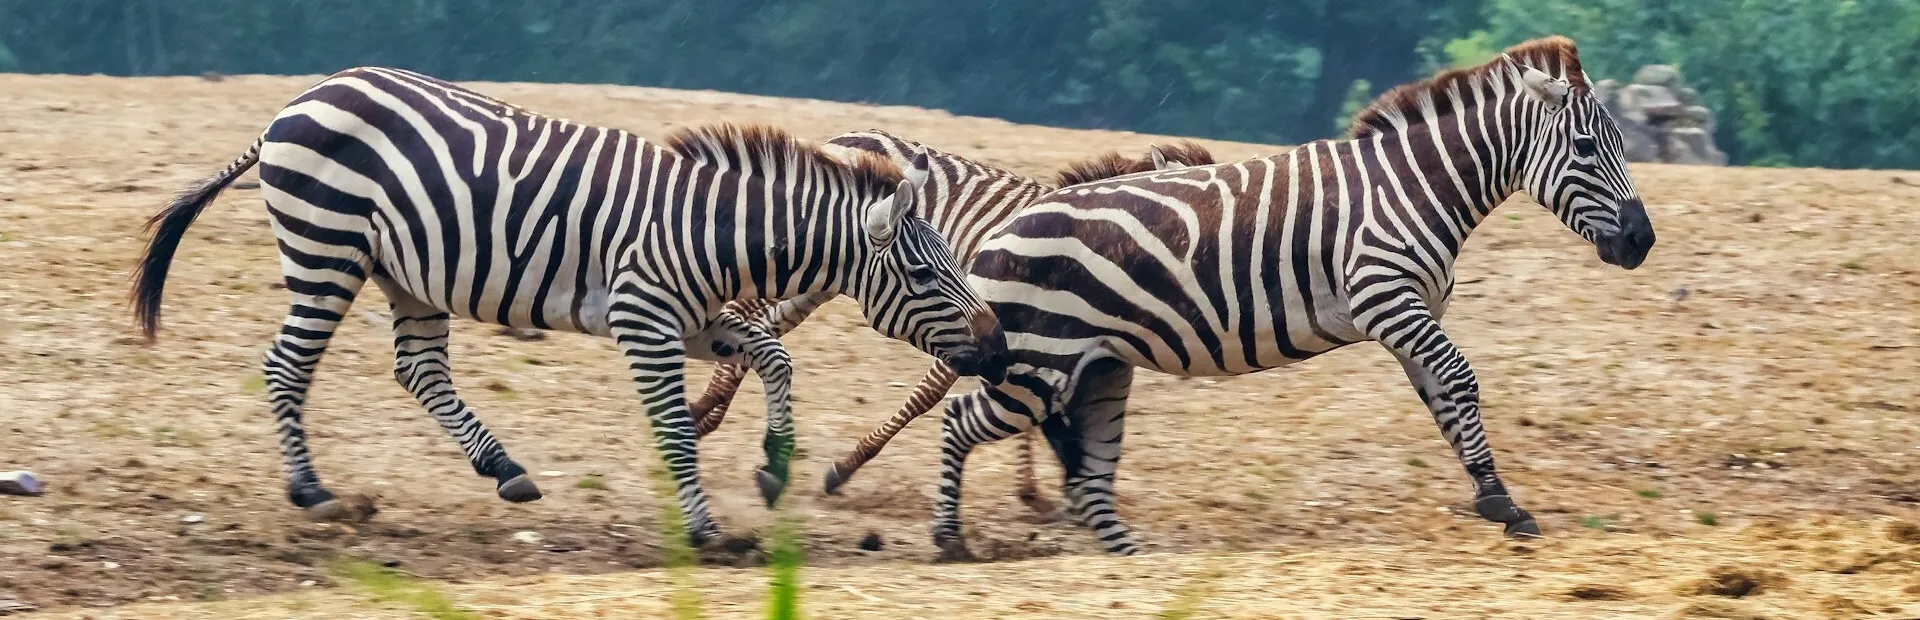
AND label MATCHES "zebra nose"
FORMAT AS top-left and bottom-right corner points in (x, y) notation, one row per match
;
(1614, 199), (1654, 269)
